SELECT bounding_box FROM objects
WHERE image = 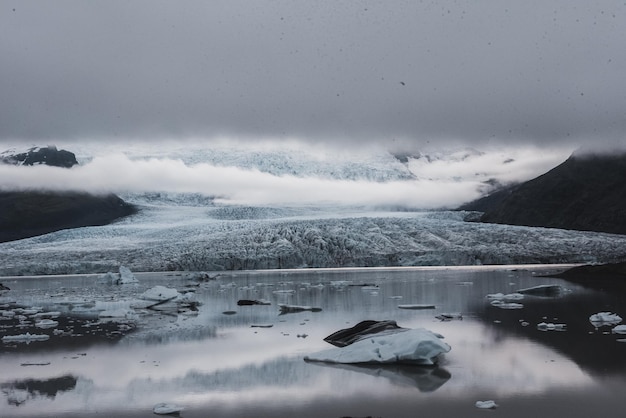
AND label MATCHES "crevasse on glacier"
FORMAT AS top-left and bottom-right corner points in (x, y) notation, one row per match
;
(1, 203), (625, 276)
